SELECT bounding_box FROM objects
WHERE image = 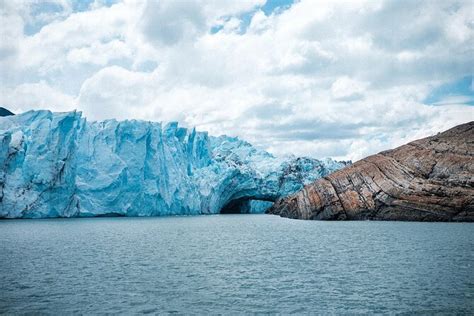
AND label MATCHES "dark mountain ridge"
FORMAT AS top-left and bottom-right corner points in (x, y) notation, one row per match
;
(0, 107), (14, 117)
